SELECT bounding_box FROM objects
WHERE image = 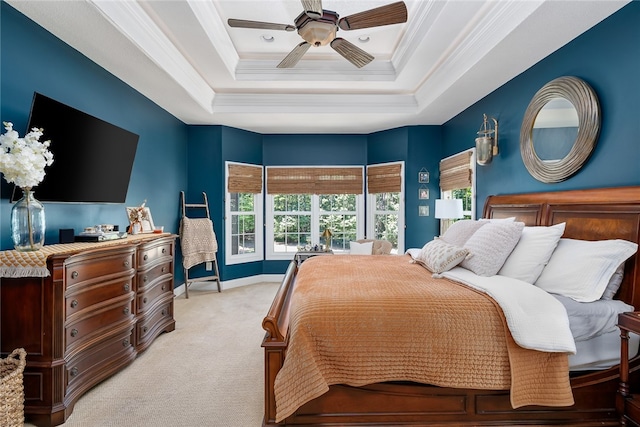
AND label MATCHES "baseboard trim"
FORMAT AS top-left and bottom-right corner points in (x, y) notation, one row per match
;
(173, 274), (284, 296)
